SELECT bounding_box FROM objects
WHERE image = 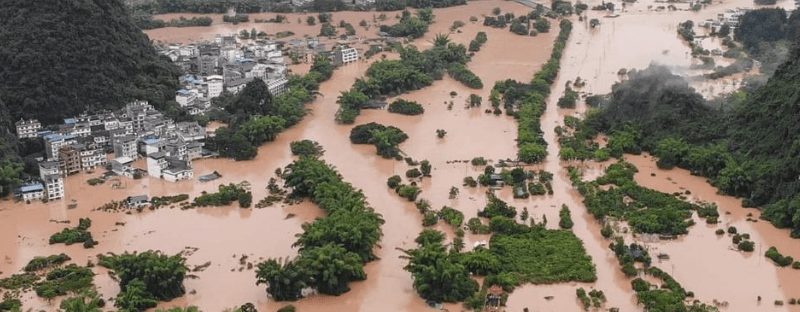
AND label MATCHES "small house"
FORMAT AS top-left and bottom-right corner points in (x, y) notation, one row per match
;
(112, 156), (135, 177)
(127, 195), (149, 208)
(19, 183), (45, 201)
